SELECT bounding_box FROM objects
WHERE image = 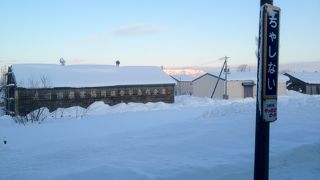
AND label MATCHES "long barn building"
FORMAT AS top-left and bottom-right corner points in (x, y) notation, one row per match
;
(5, 64), (175, 116)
